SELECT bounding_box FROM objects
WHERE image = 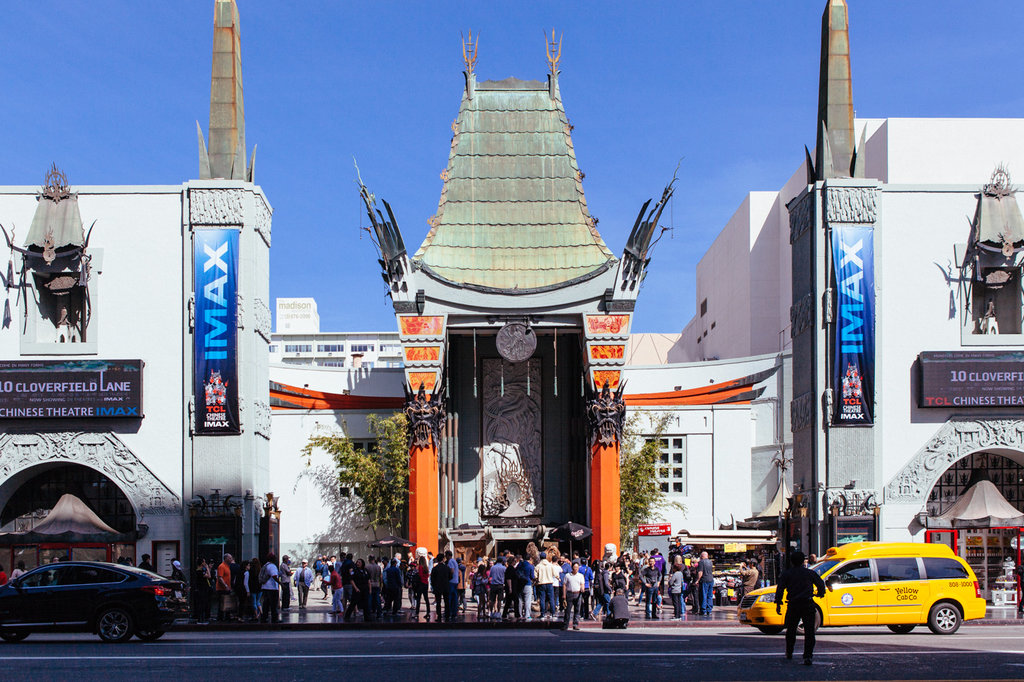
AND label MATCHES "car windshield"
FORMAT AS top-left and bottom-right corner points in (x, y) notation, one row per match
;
(811, 560), (840, 576)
